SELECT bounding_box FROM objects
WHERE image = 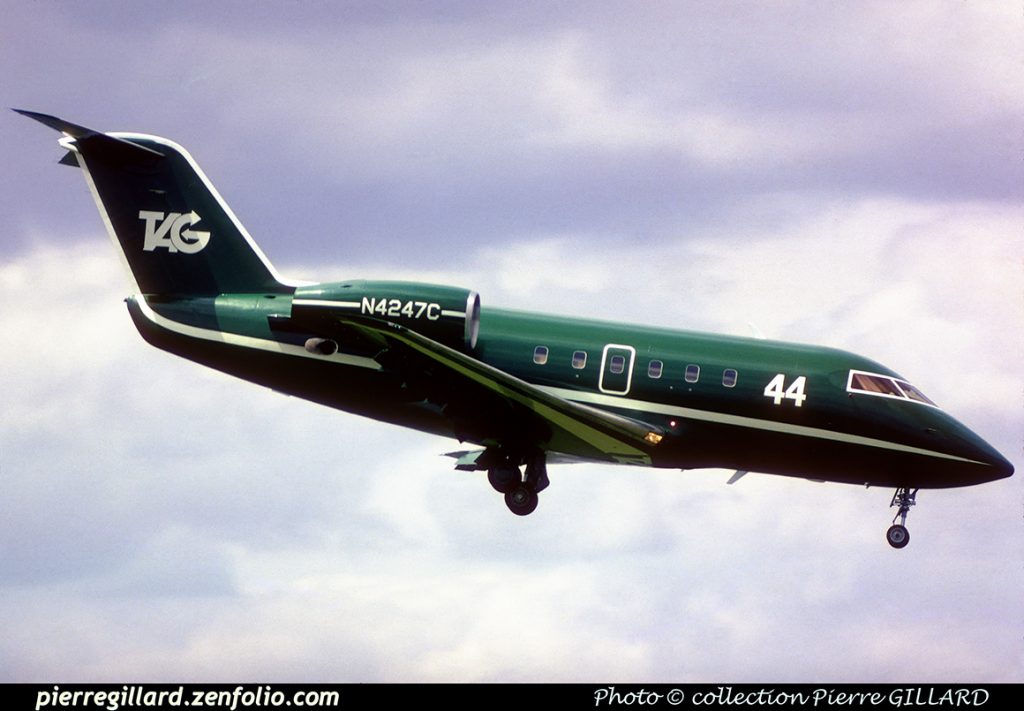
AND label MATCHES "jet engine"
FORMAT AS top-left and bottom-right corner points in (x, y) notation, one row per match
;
(291, 280), (481, 351)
